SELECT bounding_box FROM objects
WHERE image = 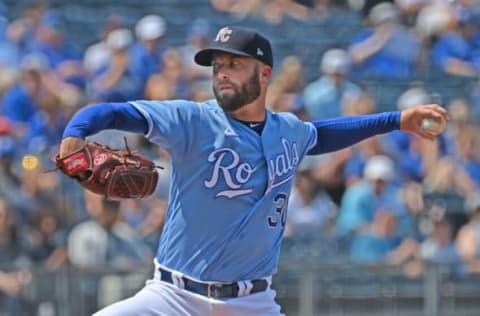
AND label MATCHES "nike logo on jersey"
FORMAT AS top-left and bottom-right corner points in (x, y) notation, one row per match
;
(224, 128), (238, 136)
(249, 123), (261, 128)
